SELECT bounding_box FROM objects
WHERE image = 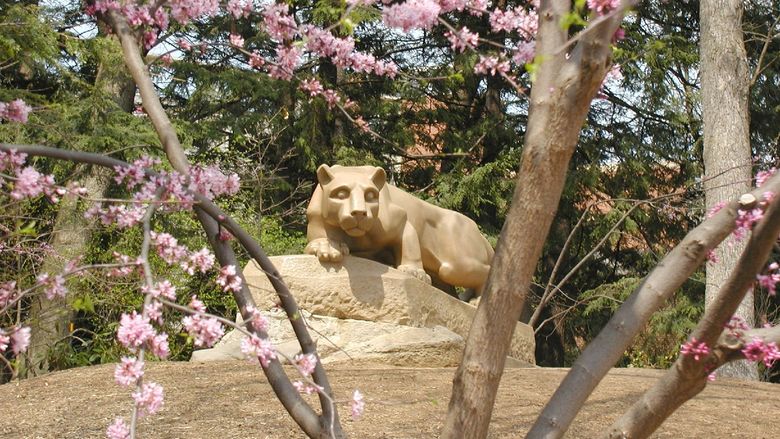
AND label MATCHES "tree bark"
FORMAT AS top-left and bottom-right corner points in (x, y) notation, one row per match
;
(700, 0), (756, 380)
(442, 1), (627, 437)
